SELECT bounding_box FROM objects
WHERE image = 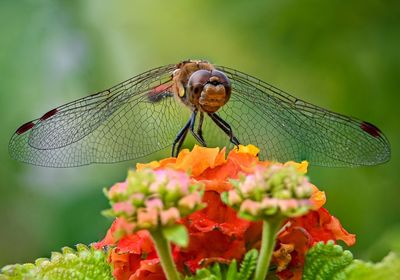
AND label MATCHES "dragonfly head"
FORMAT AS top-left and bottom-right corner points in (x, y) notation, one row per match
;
(188, 69), (231, 113)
